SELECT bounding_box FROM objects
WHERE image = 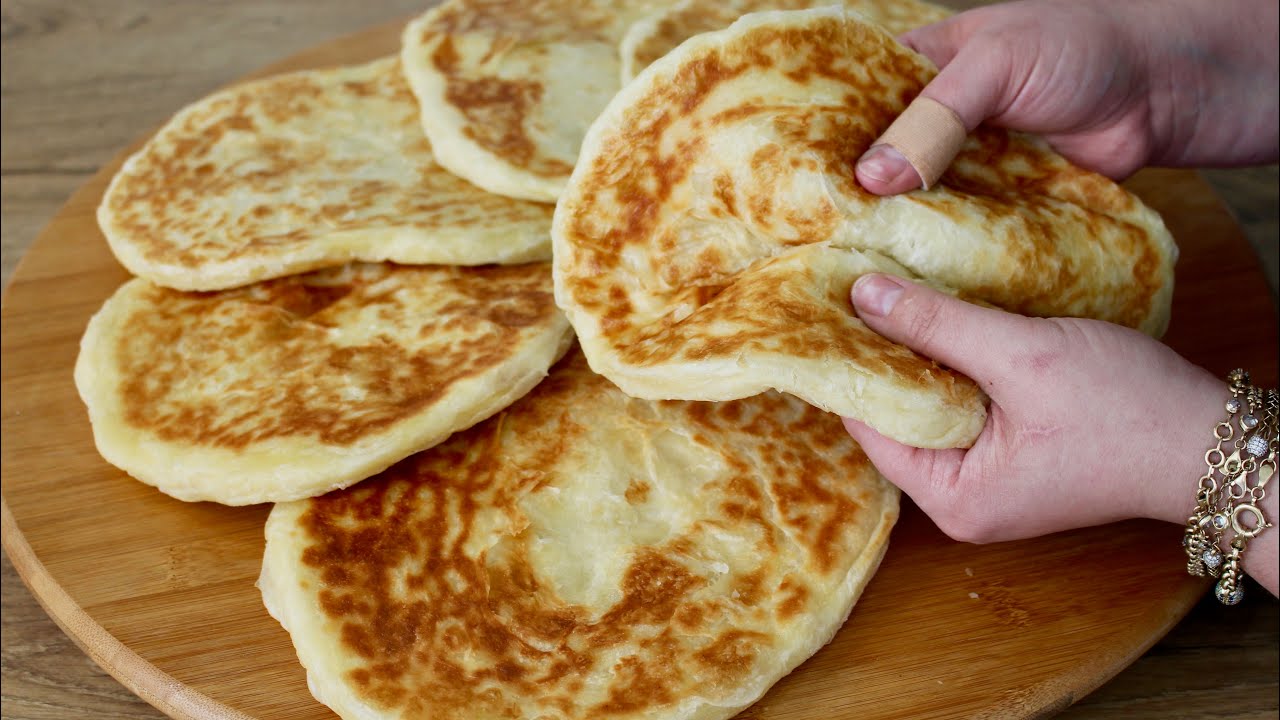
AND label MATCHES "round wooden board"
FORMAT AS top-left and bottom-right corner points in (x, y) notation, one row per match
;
(2, 19), (1277, 720)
